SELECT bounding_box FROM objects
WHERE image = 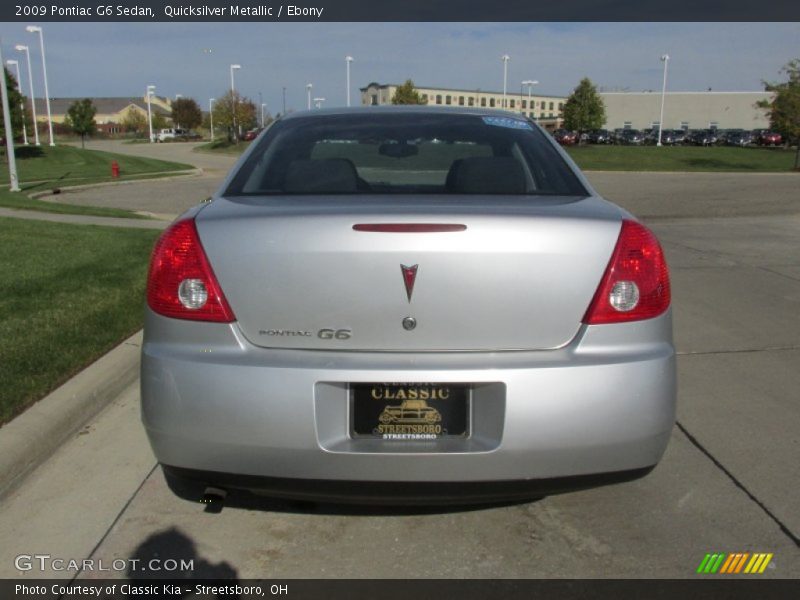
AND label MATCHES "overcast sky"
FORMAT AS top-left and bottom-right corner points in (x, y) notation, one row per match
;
(0, 22), (797, 115)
